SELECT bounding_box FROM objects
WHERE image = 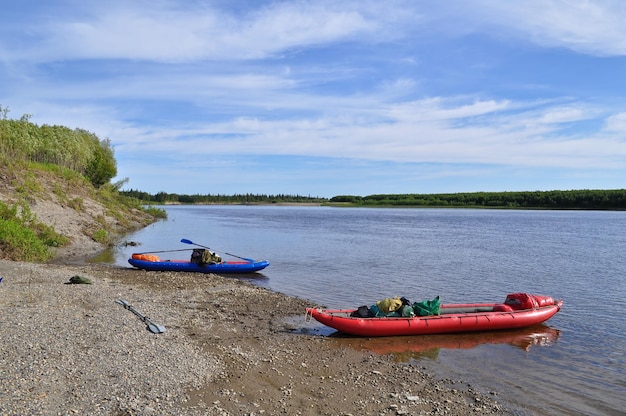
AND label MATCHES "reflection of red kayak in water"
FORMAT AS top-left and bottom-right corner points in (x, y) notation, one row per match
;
(332, 324), (562, 360)
(306, 293), (562, 337)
